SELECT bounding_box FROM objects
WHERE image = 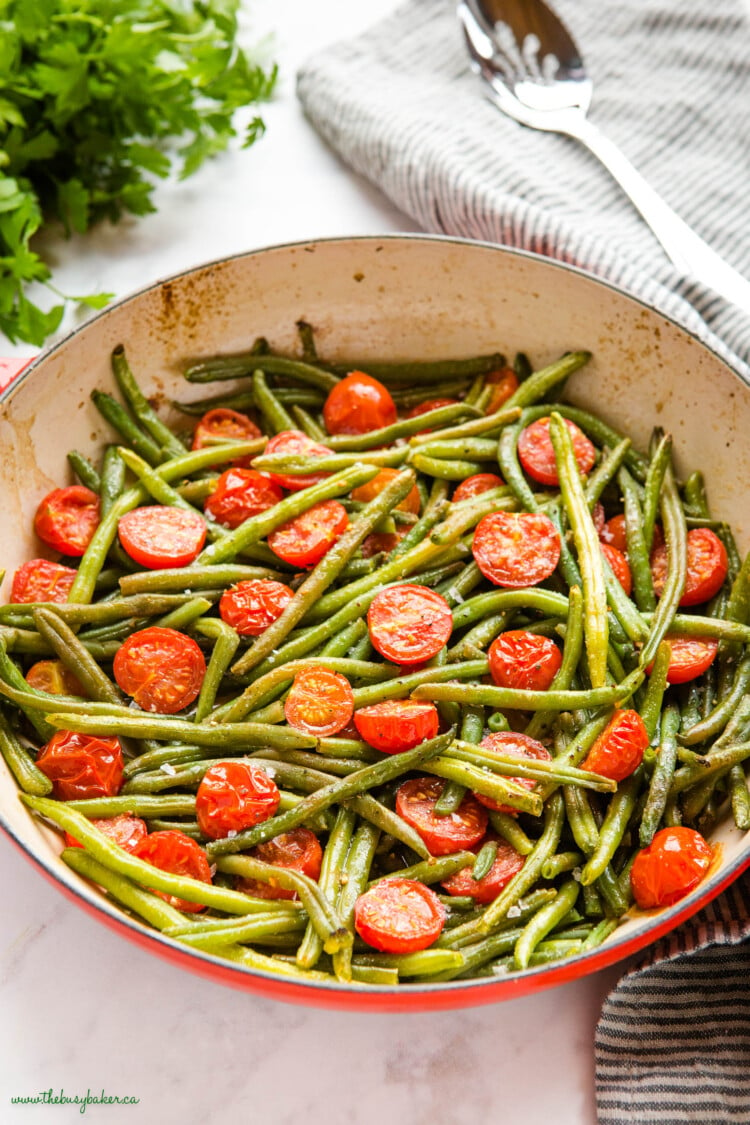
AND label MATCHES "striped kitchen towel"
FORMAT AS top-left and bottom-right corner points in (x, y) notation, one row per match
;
(298, 3), (750, 1121)
(296, 0), (750, 382)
